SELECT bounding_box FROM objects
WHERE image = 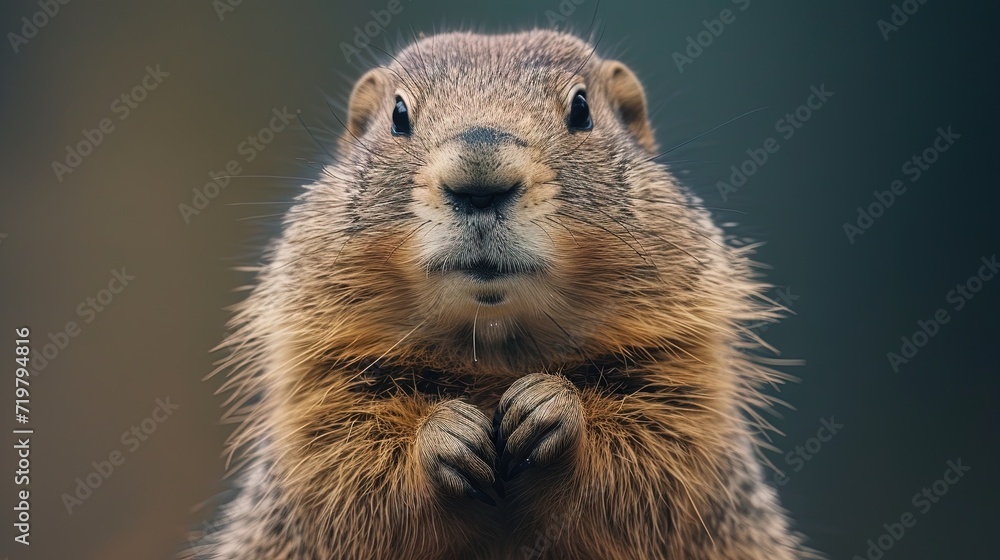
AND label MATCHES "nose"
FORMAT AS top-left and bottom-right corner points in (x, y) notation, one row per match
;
(444, 182), (520, 213)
